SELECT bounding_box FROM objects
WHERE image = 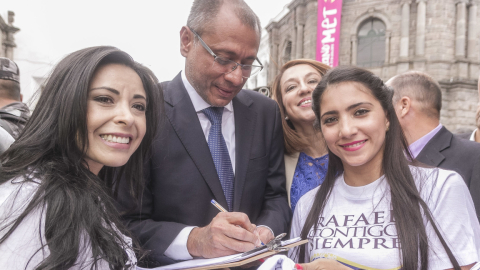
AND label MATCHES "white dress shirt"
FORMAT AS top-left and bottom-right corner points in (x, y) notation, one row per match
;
(164, 71), (236, 260)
